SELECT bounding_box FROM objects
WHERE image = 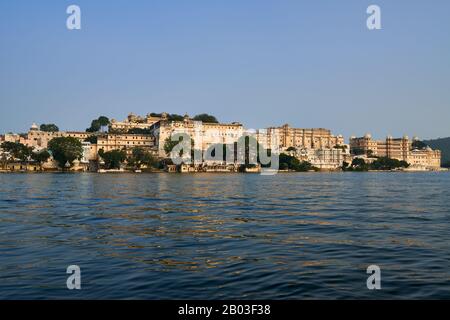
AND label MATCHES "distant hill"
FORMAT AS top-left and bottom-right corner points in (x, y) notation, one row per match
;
(424, 137), (450, 164)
